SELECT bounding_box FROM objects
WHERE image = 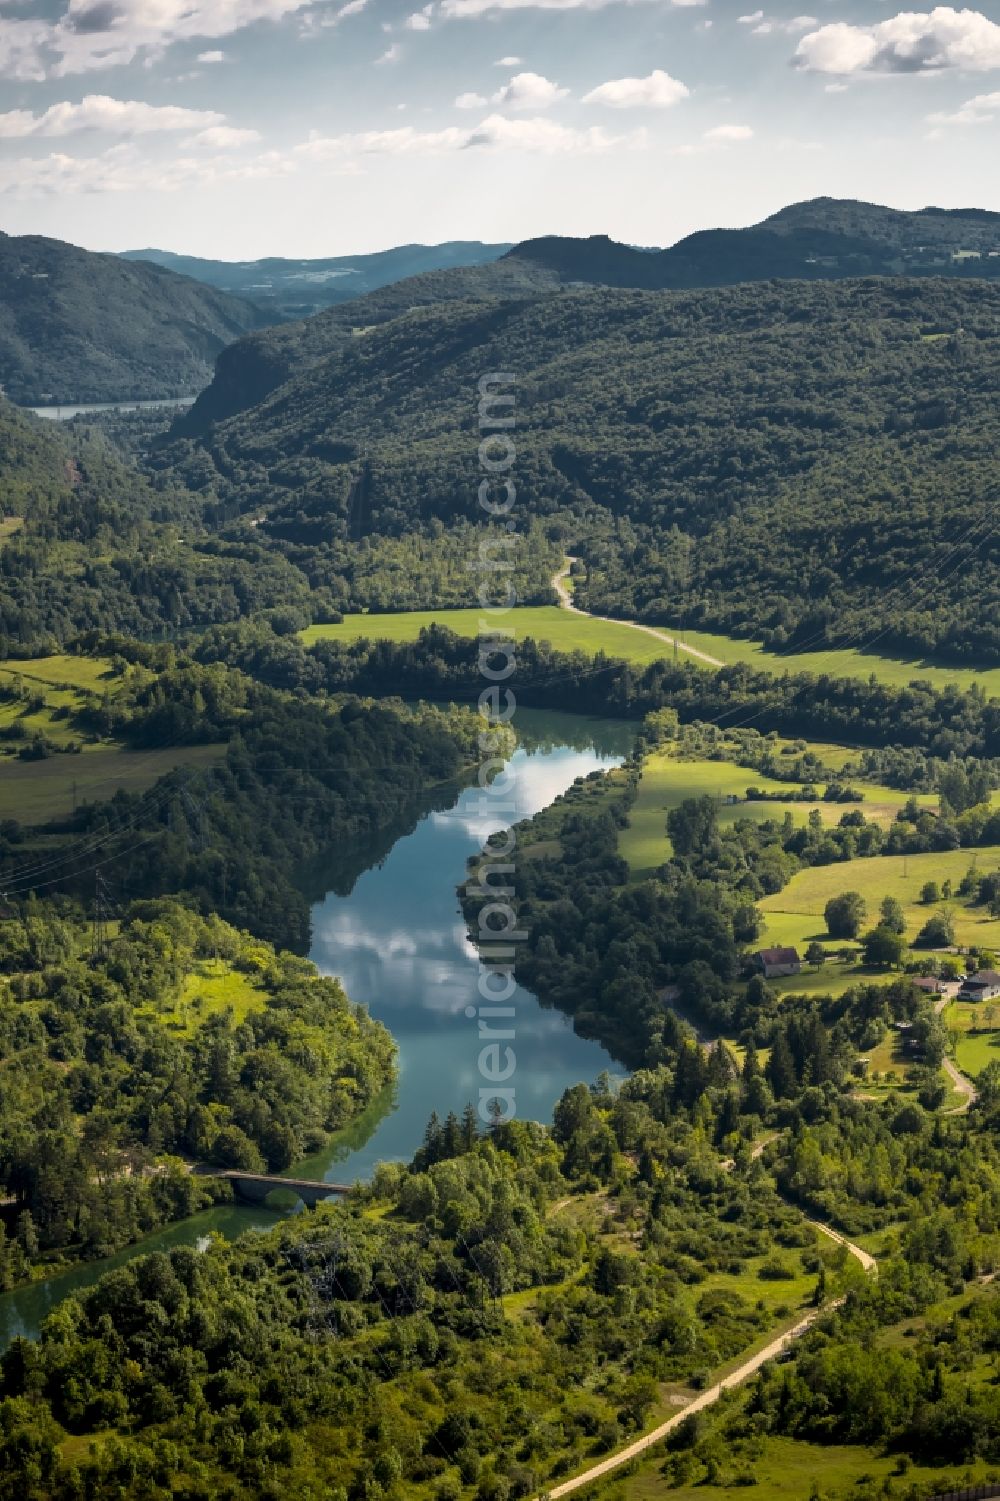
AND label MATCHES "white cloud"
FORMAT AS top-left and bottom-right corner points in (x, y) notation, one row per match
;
(704, 122), (753, 140)
(197, 48), (226, 61)
(455, 90), (488, 107)
(494, 54), (522, 64)
(405, 5), (433, 25)
(296, 114), (643, 157)
(0, 94), (225, 138)
(297, 125), (468, 156)
(0, 141), (296, 196)
(0, 18), (50, 80)
(440, 0), (702, 17)
(466, 113), (644, 149)
(738, 9), (763, 21)
(492, 71), (568, 109)
(376, 41), (402, 61)
(0, 0), (322, 79)
(582, 68), (689, 108)
(795, 8), (1000, 76)
(669, 124), (755, 156)
(748, 13), (815, 34)
(183, 124), (262, 147)
(927, 88), (1000, 123)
